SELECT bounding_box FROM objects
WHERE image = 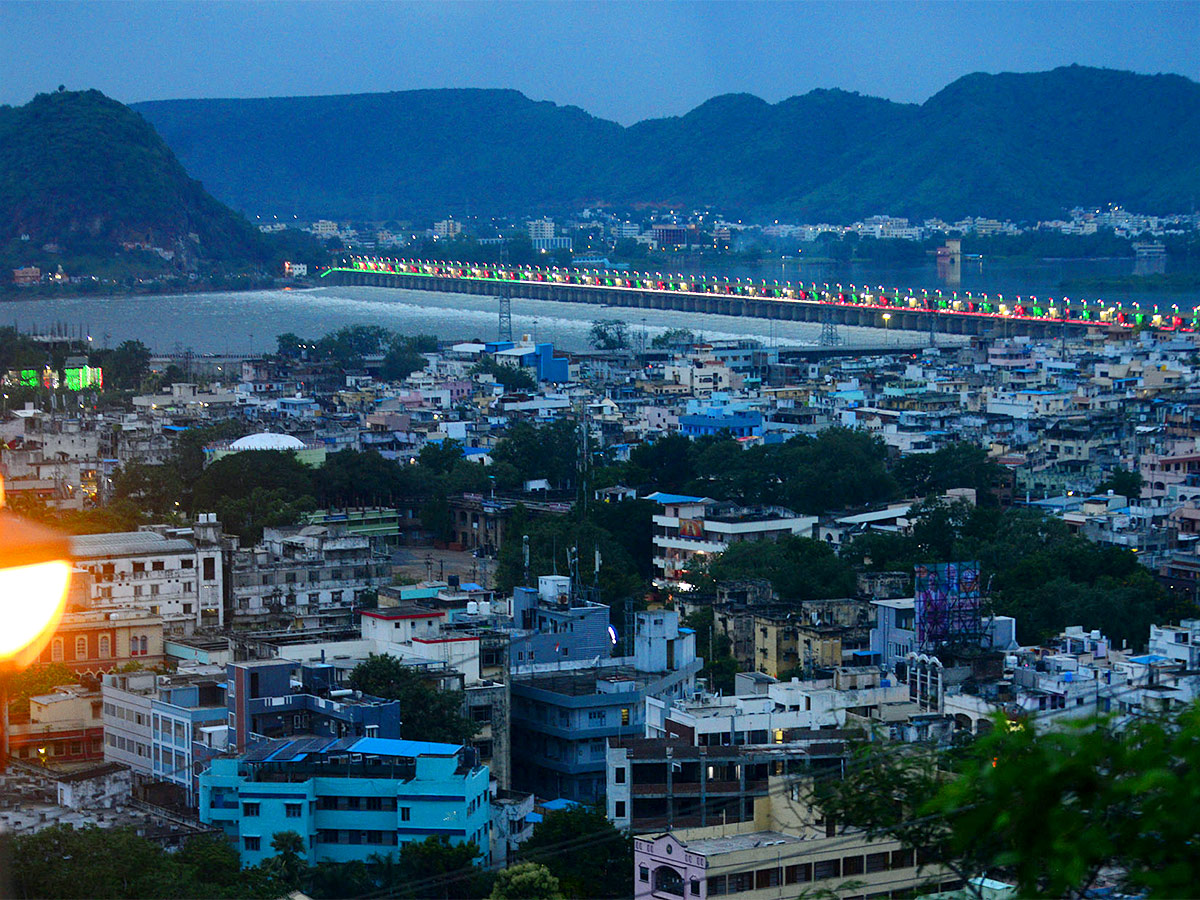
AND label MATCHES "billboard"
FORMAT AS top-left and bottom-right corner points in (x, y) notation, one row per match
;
(914, 561), (982, 649)
(678, 518), (705, 539)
